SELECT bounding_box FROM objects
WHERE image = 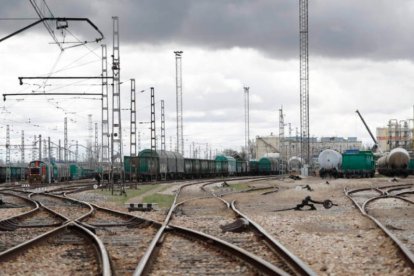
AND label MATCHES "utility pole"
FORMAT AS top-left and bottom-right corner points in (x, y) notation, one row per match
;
(130, 79), (137, 156)
(32, 135), (37, 160)
(161, 100), (166, 152)
(64, 117), (68, 162)
(279, 106), (285, 172)
(6, 125), (10, 182)
(38, 134), (42, 161)
(101, 44), (110, 163)
(150, 87), (156, 152)
(111, 16), (124, 187)
(138, 131), (141, 152)
(95, 122), (99, 164)
(174, 51), (184, 156)
(300, 0), (310, 169)
(43, 139), (47, 161)
(58, 139), (61, 162)
(76, 140), (79, 162)
(244, 86), (250, 161)
(88, 114), (93, 163)
(21, 130), (24, 164)
(48, 137), (51, 161)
